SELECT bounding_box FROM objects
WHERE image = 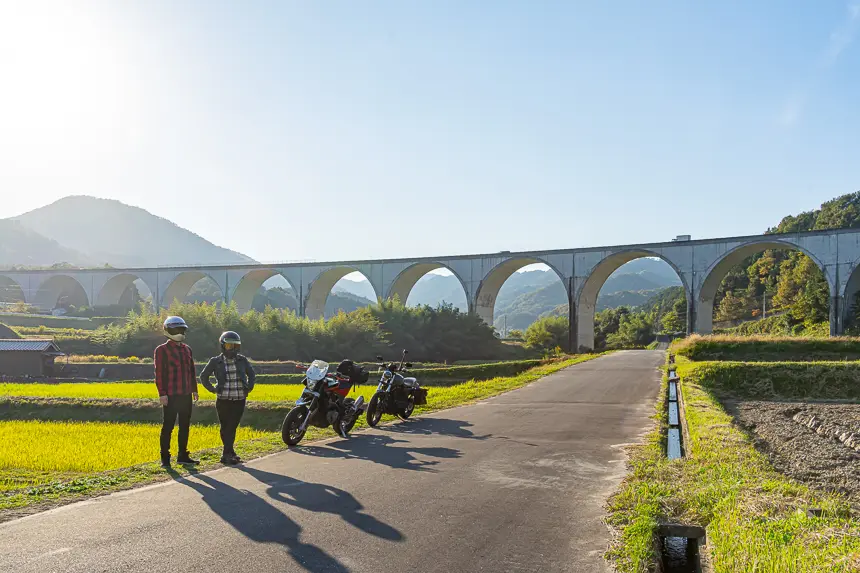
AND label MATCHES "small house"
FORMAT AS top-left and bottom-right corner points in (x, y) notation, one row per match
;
(0, 339), (65, 377)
